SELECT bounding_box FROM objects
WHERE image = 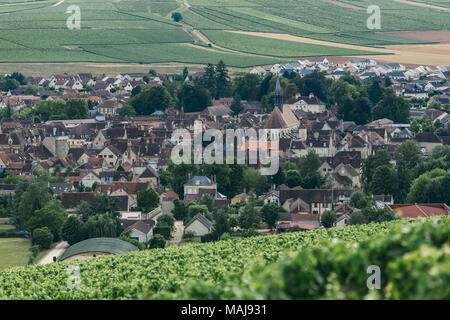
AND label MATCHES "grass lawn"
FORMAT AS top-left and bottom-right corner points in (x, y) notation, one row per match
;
(0, 238), (31, 270)
(0, 224), (15, 231)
